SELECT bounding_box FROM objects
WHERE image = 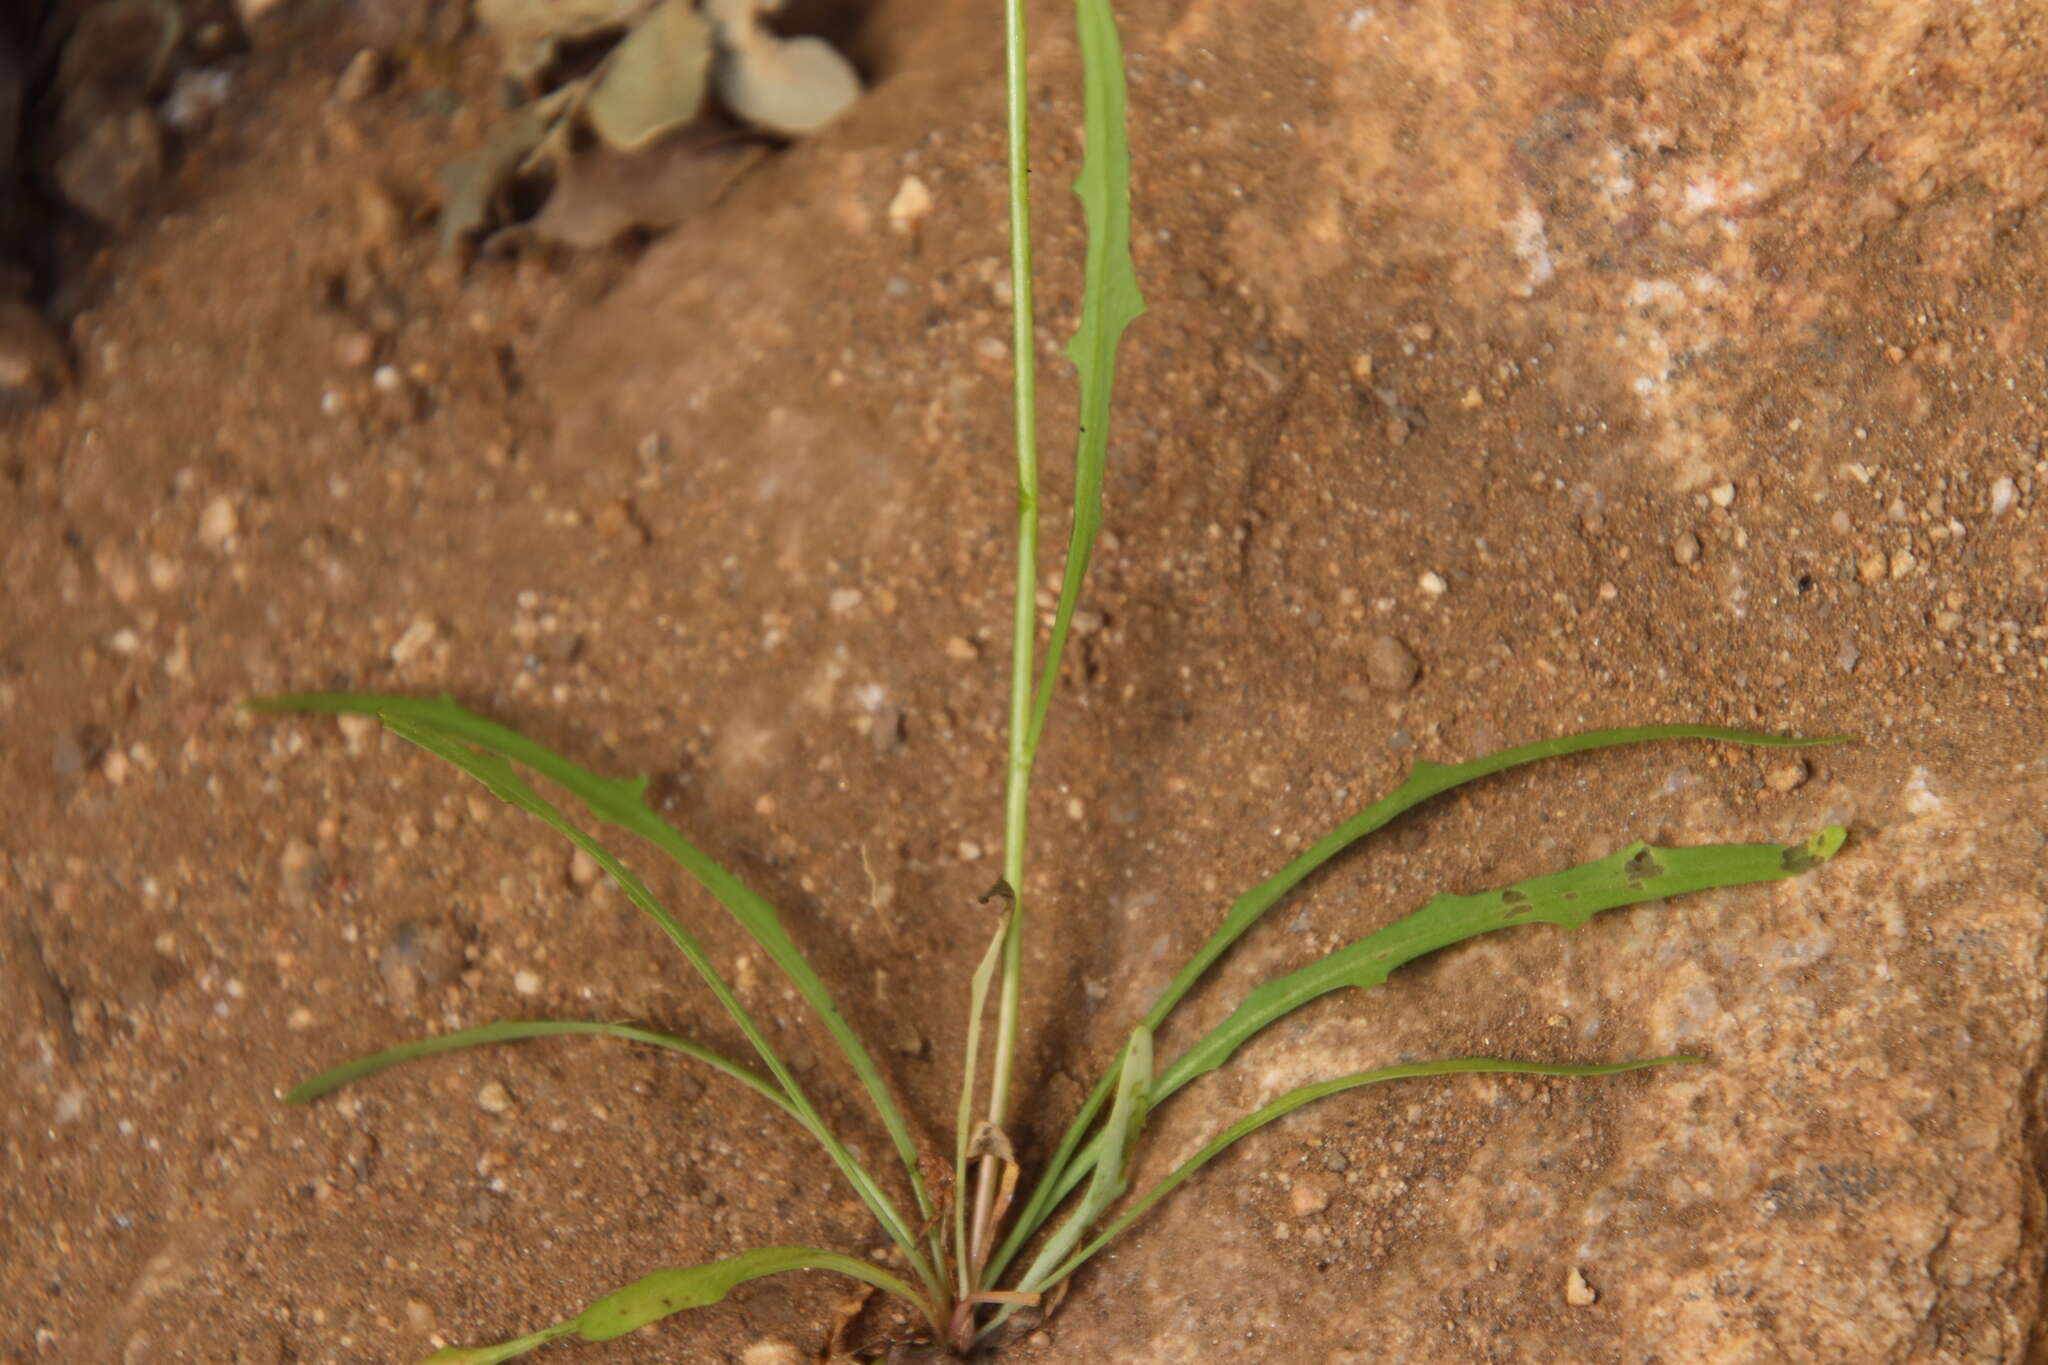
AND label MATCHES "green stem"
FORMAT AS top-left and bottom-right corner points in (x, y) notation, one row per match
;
(972, 0), (1042, 1270)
